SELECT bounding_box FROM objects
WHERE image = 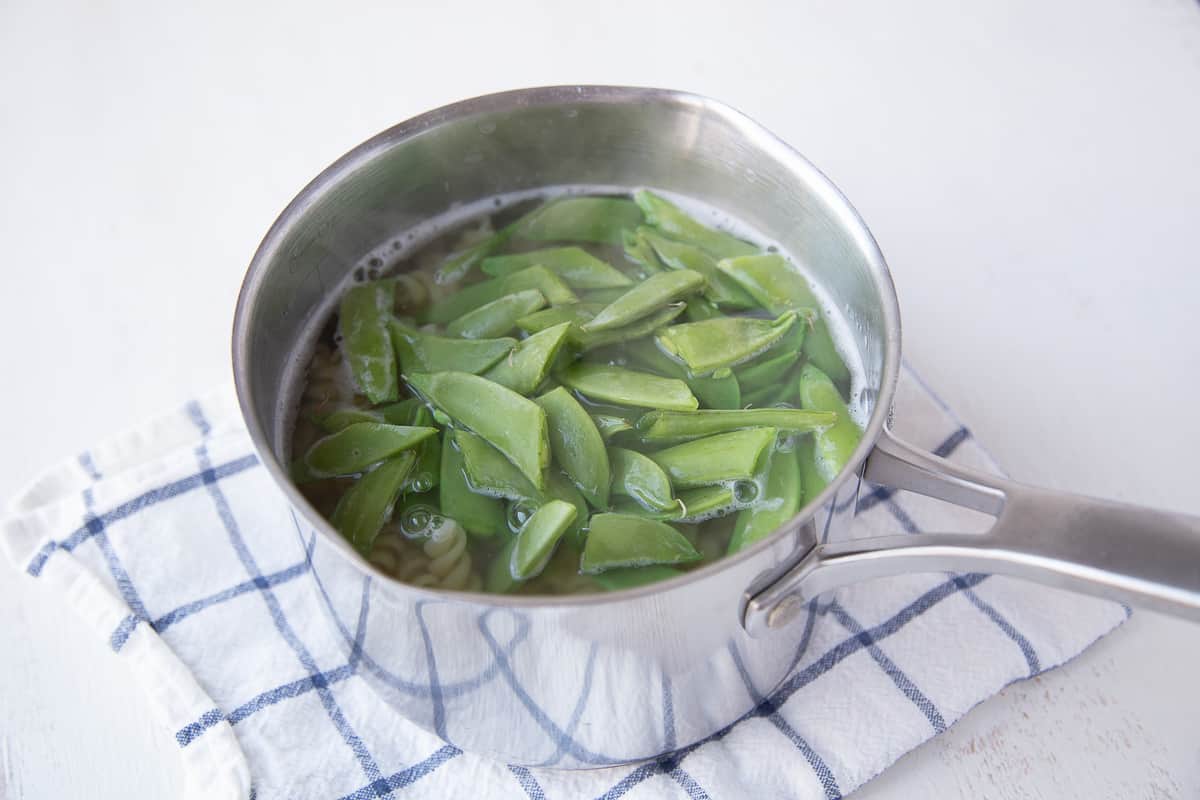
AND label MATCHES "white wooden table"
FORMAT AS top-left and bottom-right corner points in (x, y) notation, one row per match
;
(2, 1), (1198, 797)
